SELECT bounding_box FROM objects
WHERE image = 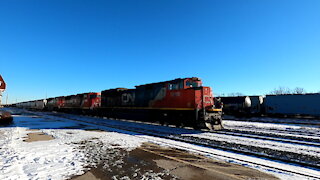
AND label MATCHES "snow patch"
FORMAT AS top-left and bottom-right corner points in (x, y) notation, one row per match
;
(0, 127), (145, 180)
